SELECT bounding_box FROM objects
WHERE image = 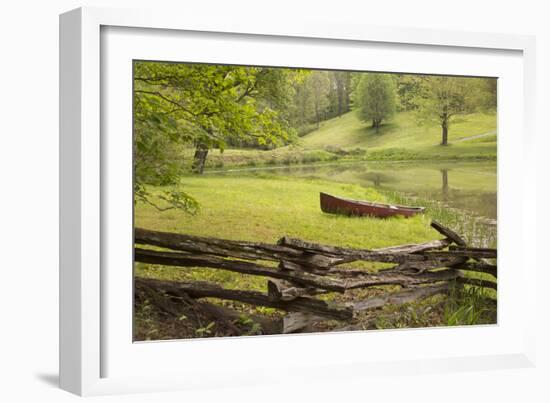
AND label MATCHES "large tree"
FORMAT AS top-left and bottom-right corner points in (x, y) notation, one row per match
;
(133, 62), (293, 210)
(413, 76), (491, 146)
(354, 73), (397, 133)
